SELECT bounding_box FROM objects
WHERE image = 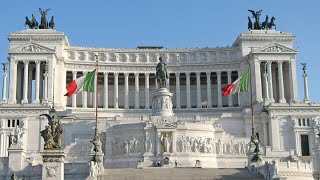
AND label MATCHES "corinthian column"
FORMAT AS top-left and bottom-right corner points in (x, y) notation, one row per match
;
(1, 63), (7, 104)
(104, 72), (108, 108)
(124, 73), (129, 109)
(206, 72), (212, 108)
(114, 72), (119, 109)
(8, 58), (17, 104)
(186, 72), (191, 108)
(196, 72), (201, 108)
(267, 61), (274, 102)
(42, 66), (48, 104)
(217, 71), (222, 107)
(21, 61), (29, 105)
(72, 71), (77, 108)
(175, 72), (181, 109)
(34, 61), (41, 104)
(277, 61), (286, 103)
(145, 73), (150, 109)
(134, 73), (139, 109)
